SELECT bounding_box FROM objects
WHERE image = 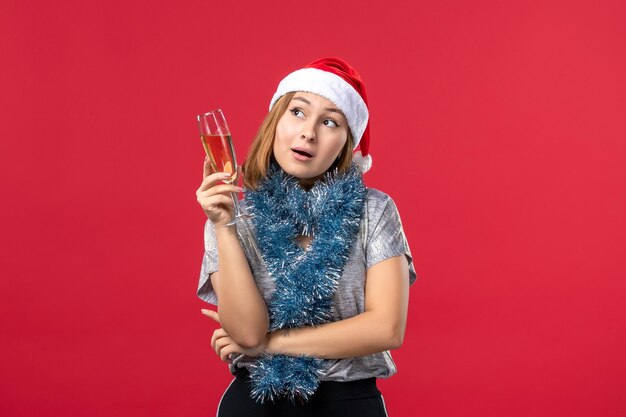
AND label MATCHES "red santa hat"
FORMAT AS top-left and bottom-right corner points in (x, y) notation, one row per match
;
(269, 57), (372, 173)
